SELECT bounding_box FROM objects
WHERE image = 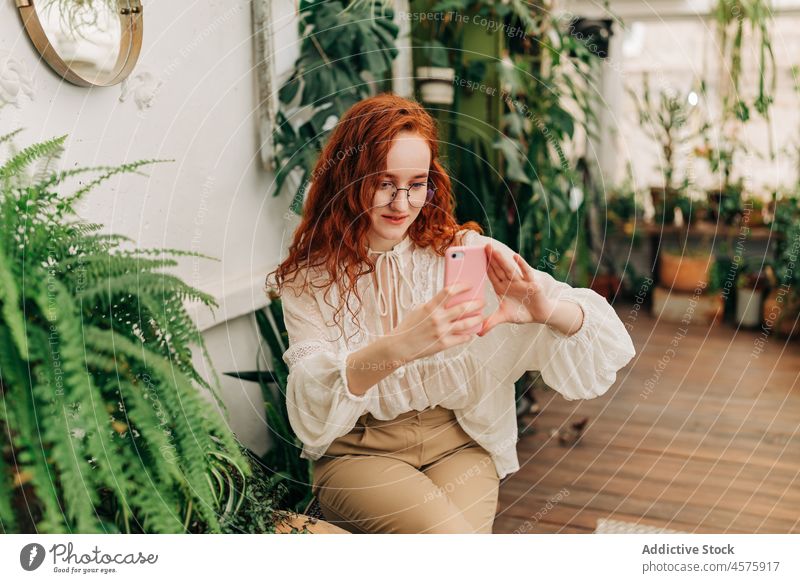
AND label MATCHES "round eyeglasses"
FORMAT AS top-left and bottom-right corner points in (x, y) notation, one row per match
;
(373, 180), (437, 208)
